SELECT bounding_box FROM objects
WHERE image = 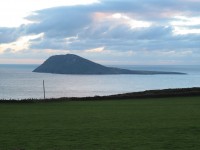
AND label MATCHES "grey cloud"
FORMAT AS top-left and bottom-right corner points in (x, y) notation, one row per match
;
(1, 0), (200, 60)
(0, 27), (19, 43)
(23, 0), (199, 41)
(3, 0), (200, 41)
(28, 19), (200, 53)
(25, 5), (97, 37)
(30, 37), (68, 50)
(0, 24), (31, 43)
(100, 0), (200, 13)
